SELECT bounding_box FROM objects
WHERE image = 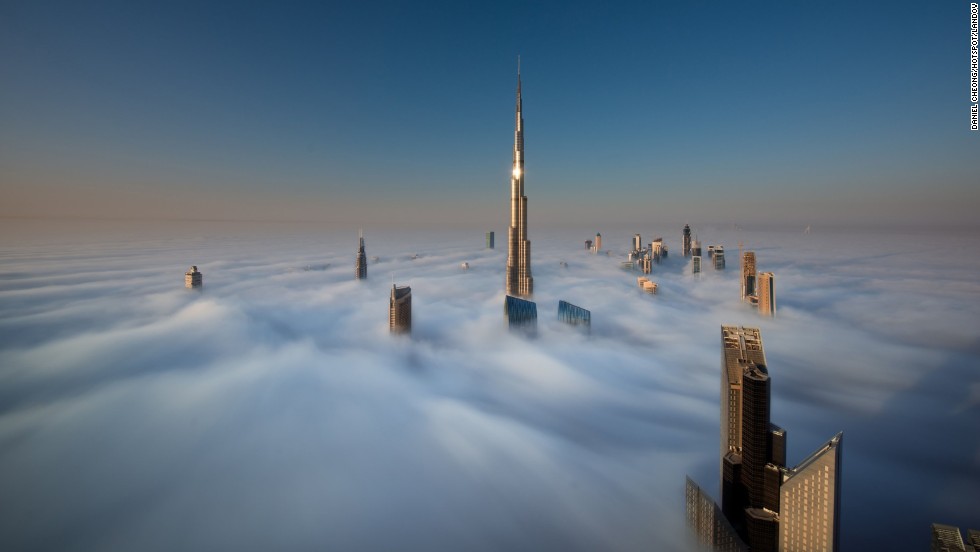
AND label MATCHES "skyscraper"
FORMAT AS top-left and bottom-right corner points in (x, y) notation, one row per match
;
(758, 272), (775, 316)
(486, 231), (495, 249)
(633, 233), (642, 252)
(683, 224), (692, 257)
(686, 477), (749, 552)
(594, 232), (602, 253)
(557, 300), (590, 332)
(692, 239), (703, 258)
(505, 295), (537, 332)
(389, 284), (411, 334)
(184, 265), (203, 289)
(693, 255), (702, 276)
(505, 61), (533, 297)
(741, 251), (757, 301)
(780, 433), (843, 552)
(355, 231), (367, 280)
(714, 246), (726, 270)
